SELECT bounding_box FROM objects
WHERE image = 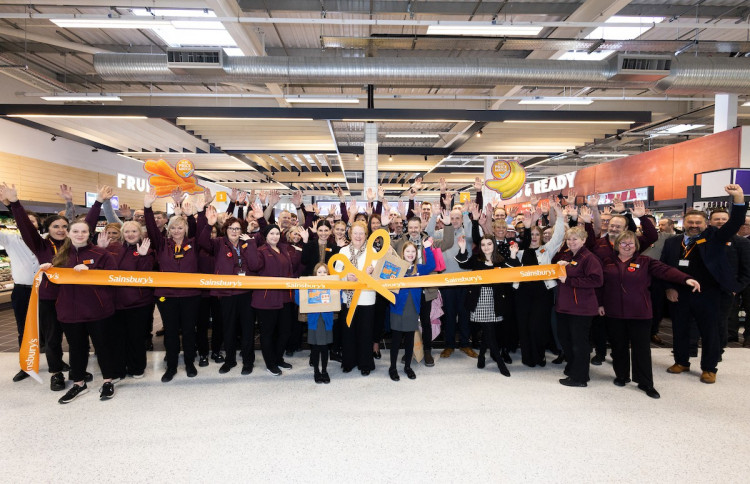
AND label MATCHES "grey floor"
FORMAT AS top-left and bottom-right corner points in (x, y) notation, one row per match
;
(2, 347), (749, 483)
